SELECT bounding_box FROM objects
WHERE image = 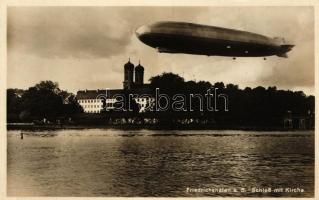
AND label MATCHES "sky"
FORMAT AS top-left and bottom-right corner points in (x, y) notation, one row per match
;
(7, 6), (314, 95)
